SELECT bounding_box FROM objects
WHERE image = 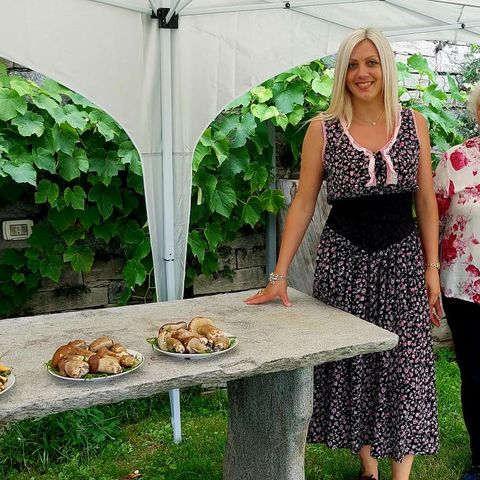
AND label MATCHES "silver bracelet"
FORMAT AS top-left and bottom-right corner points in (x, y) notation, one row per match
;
(269, 272), (287, 285)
